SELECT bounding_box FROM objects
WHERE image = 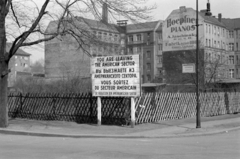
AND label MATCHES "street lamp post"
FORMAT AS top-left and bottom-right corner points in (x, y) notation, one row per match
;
(196, 0), (201, 128)
(196, 0), (212, 129)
